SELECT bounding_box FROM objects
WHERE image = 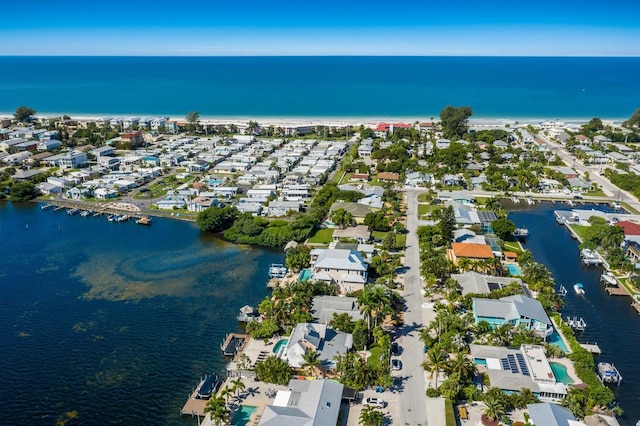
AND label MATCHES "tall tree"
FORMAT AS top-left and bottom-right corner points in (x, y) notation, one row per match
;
(231, 377), (245, 398)
(422, 349), (448, 387)
(301, 350), (321, 376)
(359, 405), (385, 426)
(186, 111), (200, 132)
(14, 106), (36, 122)
(439, 105), (473, 139)
(203, 396), (230, 426)
(623, 107), (640, 129)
